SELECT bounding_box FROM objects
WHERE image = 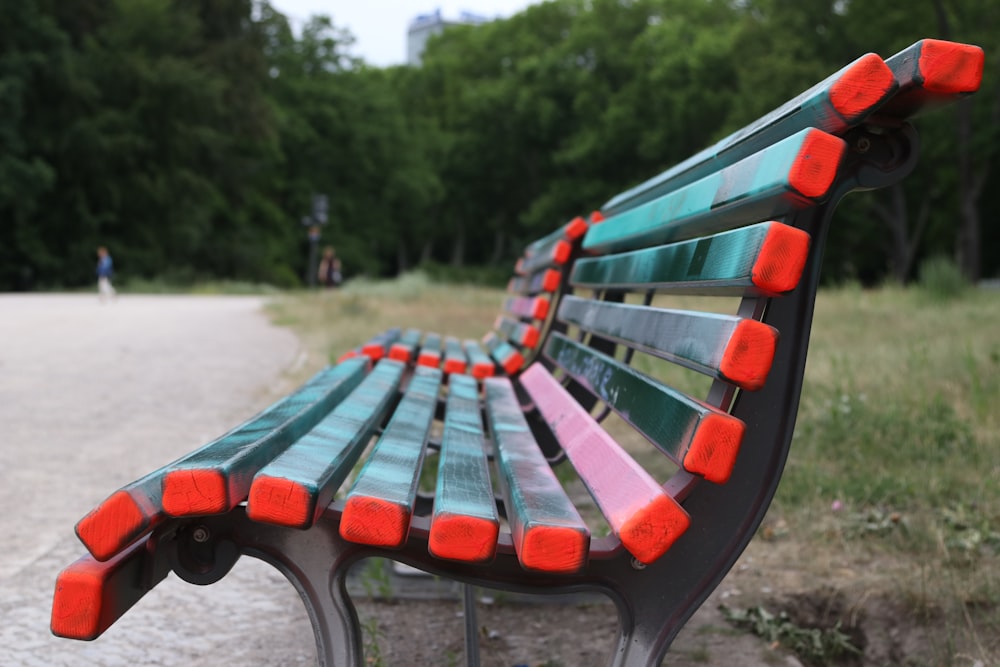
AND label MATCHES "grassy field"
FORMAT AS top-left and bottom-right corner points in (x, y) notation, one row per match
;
(265, 275), (999, 664)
